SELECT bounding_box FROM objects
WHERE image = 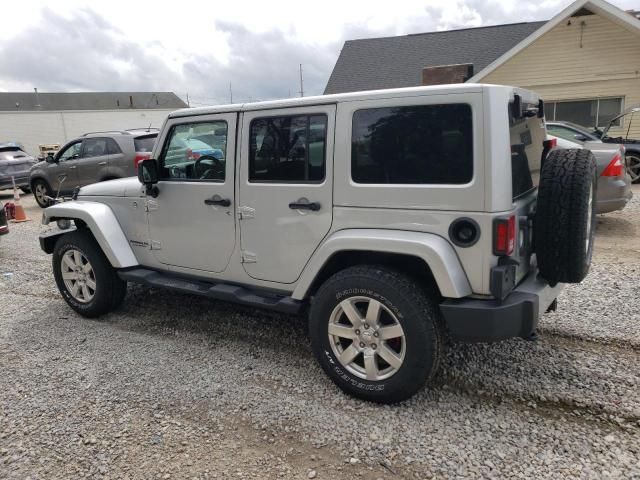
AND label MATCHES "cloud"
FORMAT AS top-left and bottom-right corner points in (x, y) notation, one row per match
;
(0, 1), (634, 104)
